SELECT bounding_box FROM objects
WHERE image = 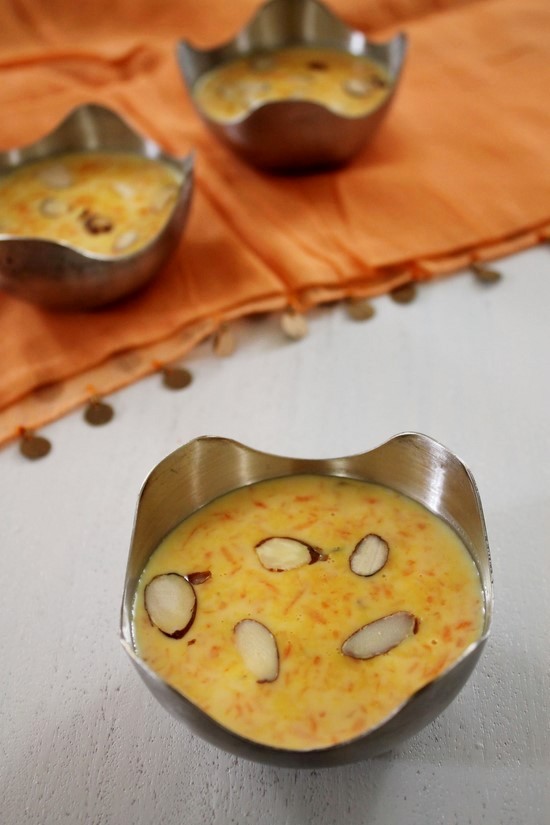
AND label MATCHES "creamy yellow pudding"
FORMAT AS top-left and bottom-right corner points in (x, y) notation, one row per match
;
(133, 475), (484, 751)
(193, 46), (390, 122)
(0, 152), (182, 256)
